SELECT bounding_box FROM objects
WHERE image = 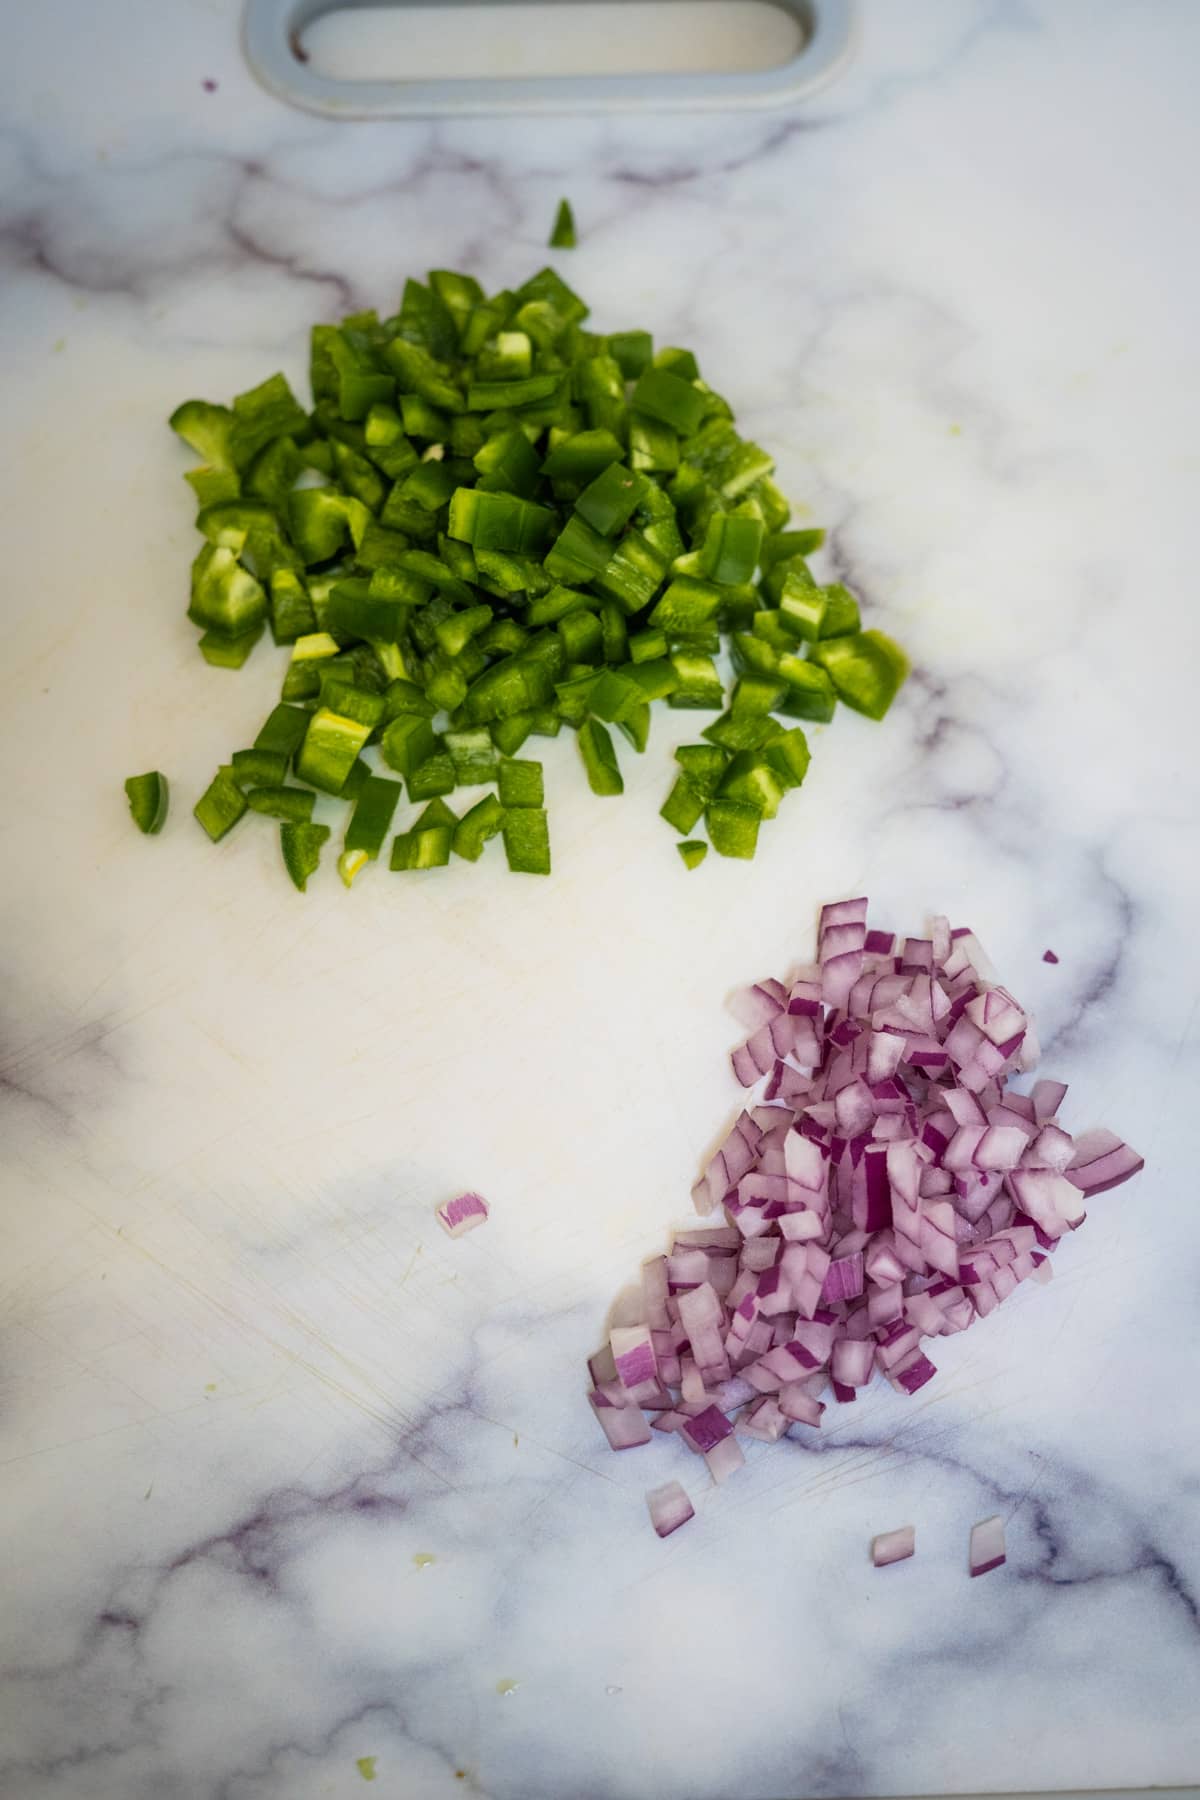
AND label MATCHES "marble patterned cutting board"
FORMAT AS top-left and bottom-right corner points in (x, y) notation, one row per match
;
(2, 3), (1198, 1798)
